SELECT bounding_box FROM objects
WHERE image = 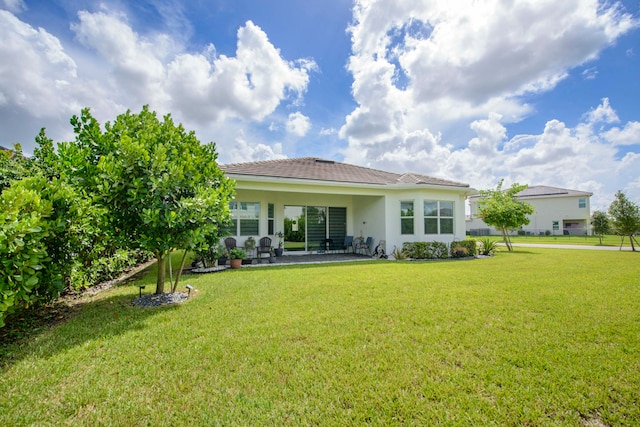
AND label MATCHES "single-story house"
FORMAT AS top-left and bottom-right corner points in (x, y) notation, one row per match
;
(219, 157), (473, 255)
(466, 185), (593, 236)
